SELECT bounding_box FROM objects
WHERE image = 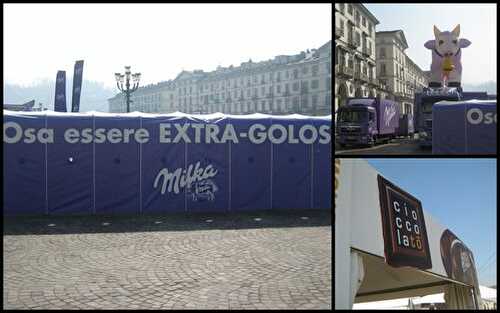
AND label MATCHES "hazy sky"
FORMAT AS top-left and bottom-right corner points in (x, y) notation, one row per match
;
(364, 3), (497, 85)
(4, 3), (332, 88)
